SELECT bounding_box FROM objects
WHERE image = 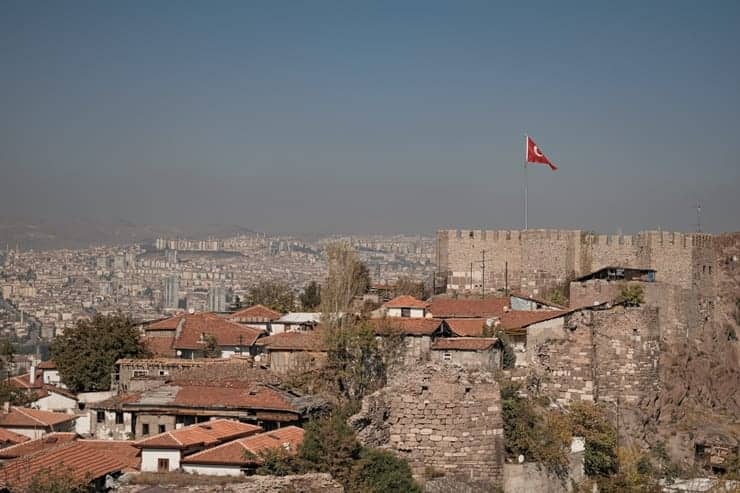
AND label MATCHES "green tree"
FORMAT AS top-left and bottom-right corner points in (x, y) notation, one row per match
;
(249, 281), (294, 313)
(0, 380), (33, 406)
(569, 402), (618, 477)
(299, 281), (322, 310)
(351, 448), (422, 493)
(50, 313), (148, 392)
(202, 334), (220, 358)
(615, 284), (645, 307)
